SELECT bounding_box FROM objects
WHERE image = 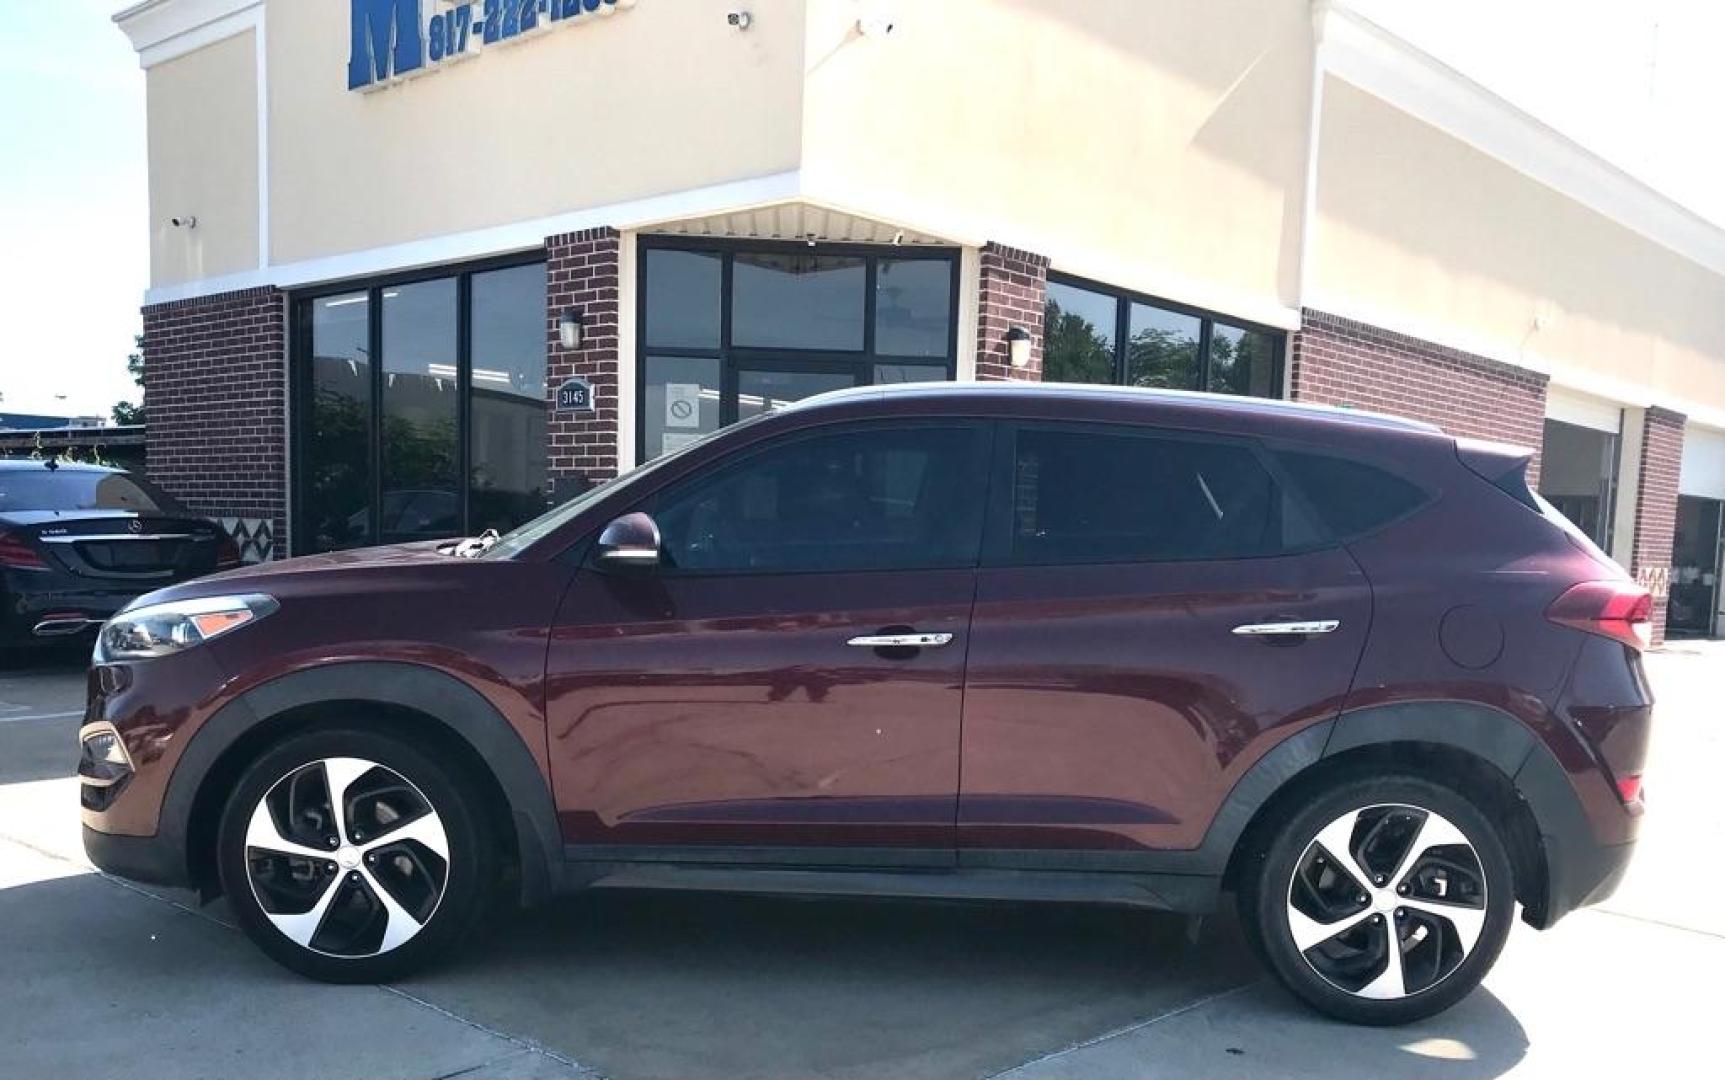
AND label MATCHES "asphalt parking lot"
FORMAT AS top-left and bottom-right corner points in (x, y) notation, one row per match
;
(2, 642), (1720, 1080)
